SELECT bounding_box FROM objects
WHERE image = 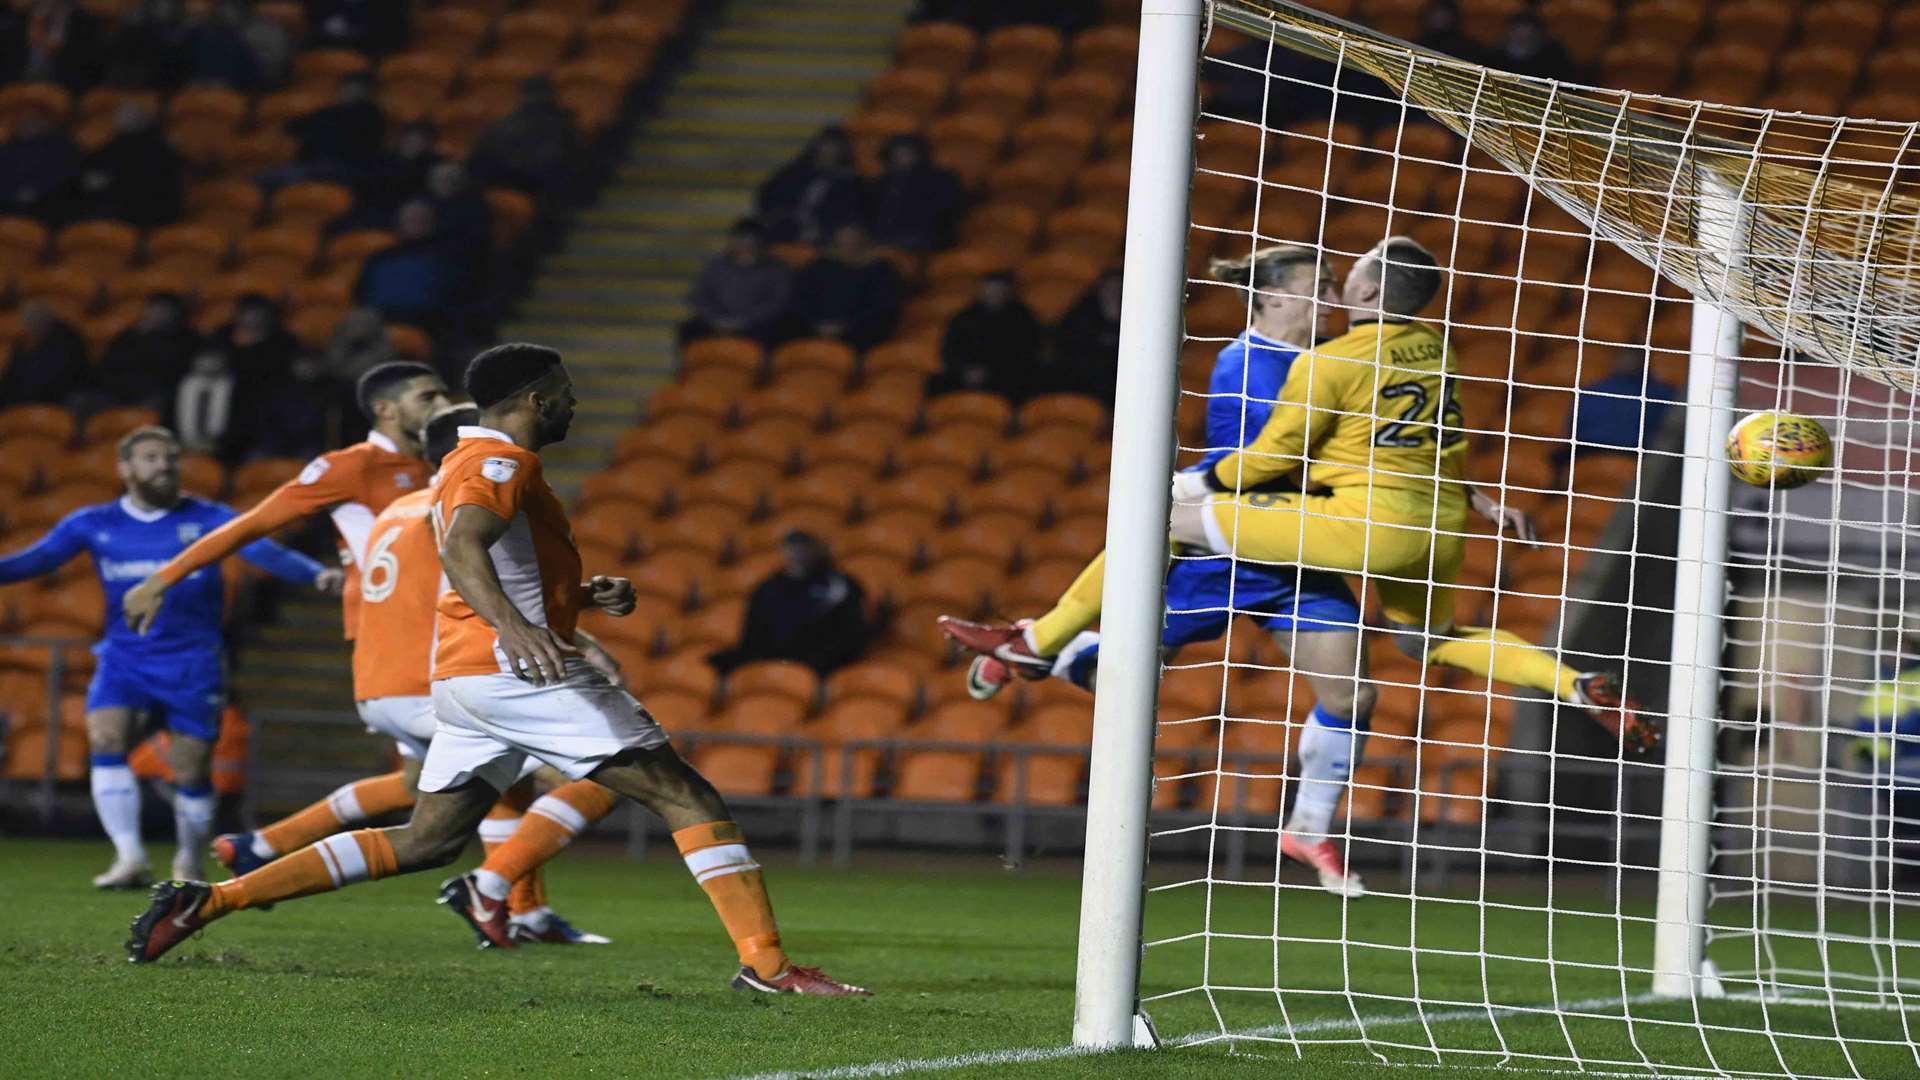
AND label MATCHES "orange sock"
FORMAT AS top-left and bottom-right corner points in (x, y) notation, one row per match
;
(478, 782), (542, 915)
(205, 829), (398, 918)
(673, 820), (786, 979)
(480, 781), (620, 889)
(257, 771), (414, 857)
